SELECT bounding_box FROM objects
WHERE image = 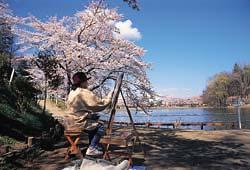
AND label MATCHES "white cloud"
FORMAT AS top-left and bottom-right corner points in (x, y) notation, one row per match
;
(114, 20), (142, 41)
